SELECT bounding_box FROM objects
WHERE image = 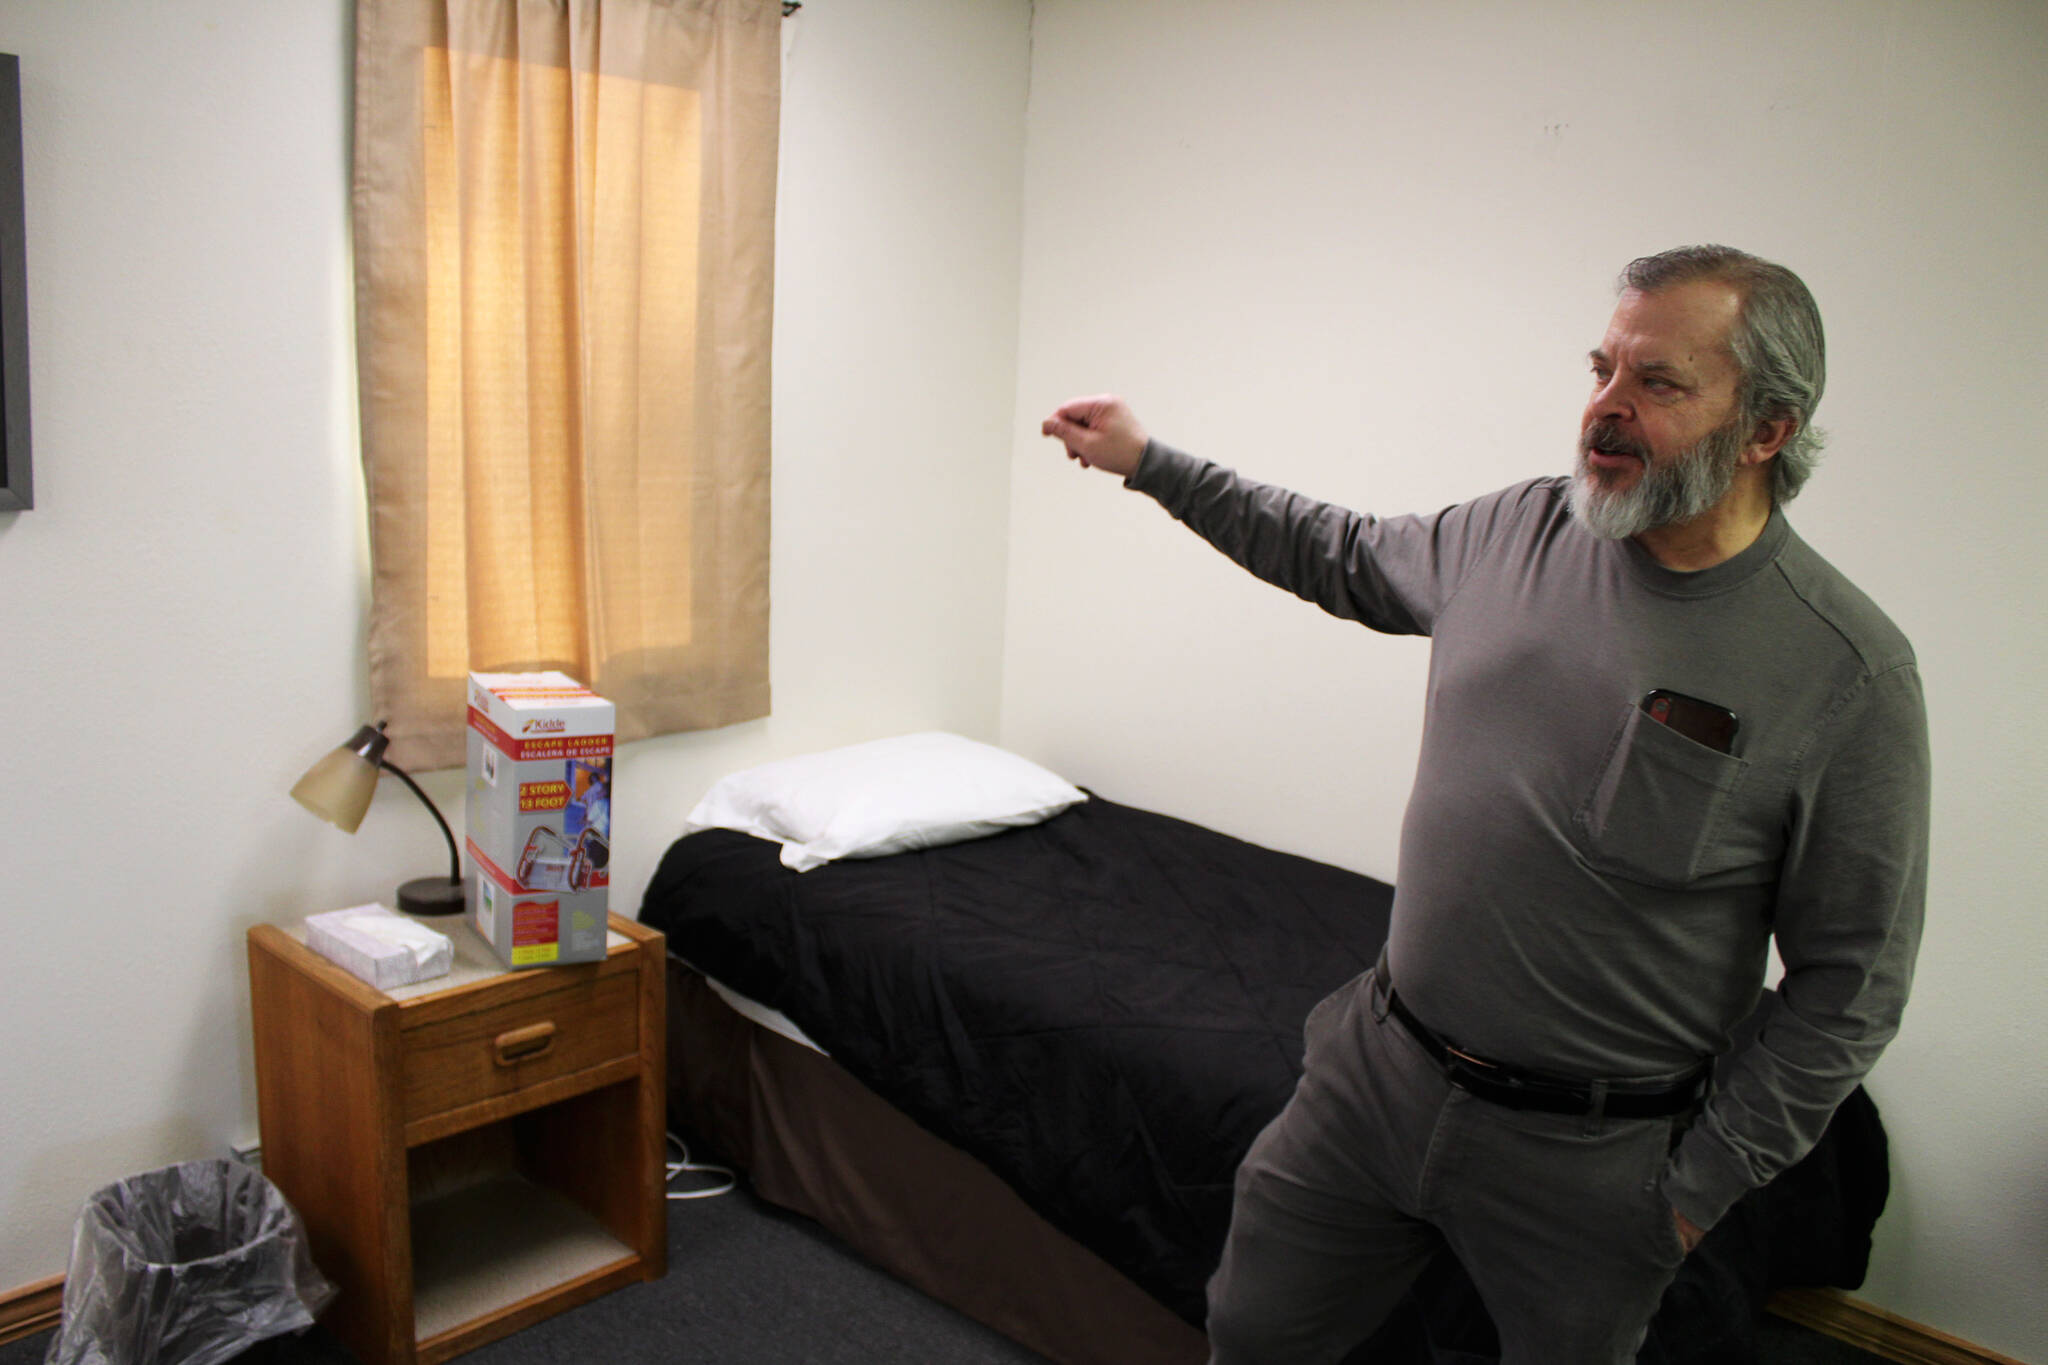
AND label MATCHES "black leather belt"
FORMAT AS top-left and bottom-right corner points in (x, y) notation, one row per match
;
(1385, 988), (1706, 1120)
